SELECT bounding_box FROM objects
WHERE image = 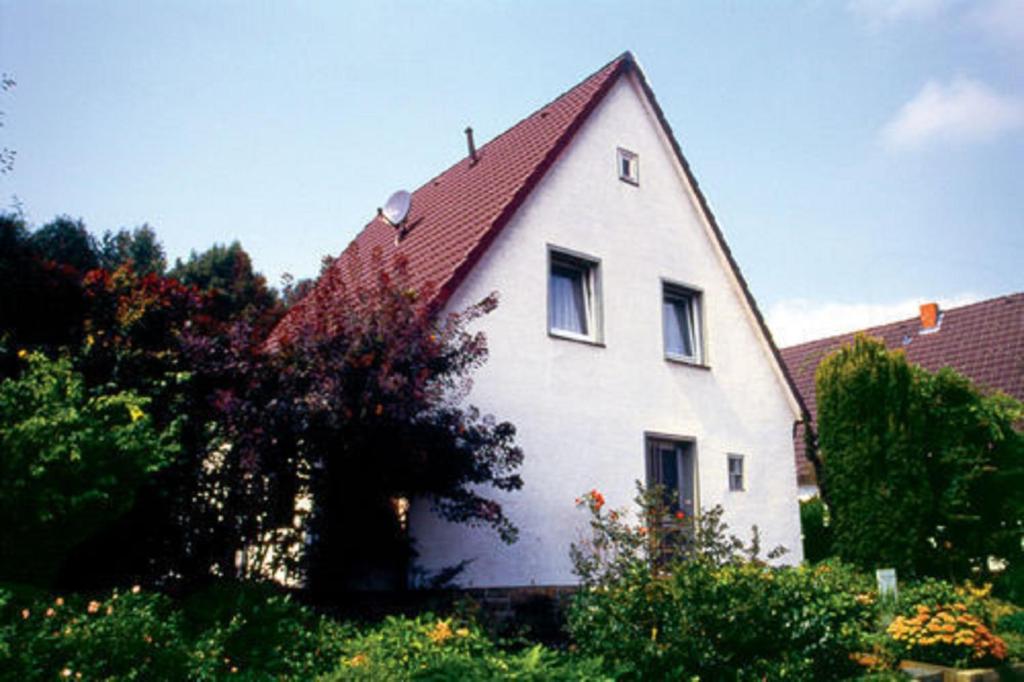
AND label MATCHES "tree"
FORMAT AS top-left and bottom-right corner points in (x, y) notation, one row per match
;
(1, 73), (15, 175)
(170, 242), (281, 330)
(0, 213), (89, 358)
(99, 224), (167, 275)
(183, 255), (523, 594)
(29, 216), (100, 274)
(0, 353), (179, 585)
(816, 335), (1024, 581)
